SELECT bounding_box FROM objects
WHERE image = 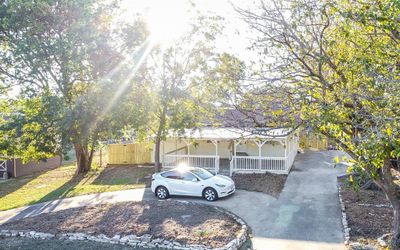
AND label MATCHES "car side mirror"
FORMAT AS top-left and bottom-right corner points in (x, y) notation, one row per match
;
(192, 178), (198, 182)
